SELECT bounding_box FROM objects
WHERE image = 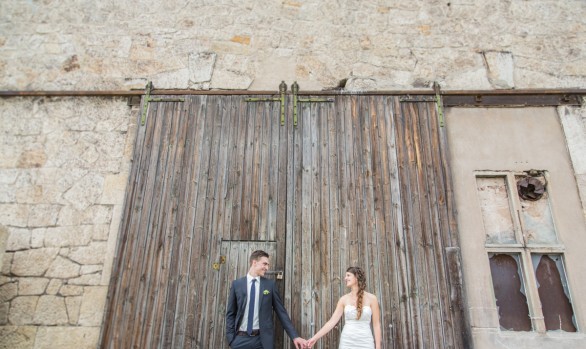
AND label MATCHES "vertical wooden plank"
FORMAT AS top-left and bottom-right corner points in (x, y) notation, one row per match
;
(316, 101), (332, 349)
(129, 101), (173, 348)
(416, 102), (448, 348)
(221, 96), (242, 241)
(183, 95), (215, 349)
(273, 98), (288, 349)
(369, 96), (392, 346)
(257, 102), (271, 240)
(148, 100), (189, 348)
(167, 96), (206, 349)
(211, 95), (237, 349)
(347, 97), (360, 266)
(325, 96), (342, 349)
(228, 98), (248, 241)
(392, 97), (415, 349)
(377, 96), (402, 348)
(300, 101), (313, 338)
(239, 101), (257, 239)
(284, 93), (296, 349)
(249, 100), (264, 240)
(201, 96), (230, 348)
